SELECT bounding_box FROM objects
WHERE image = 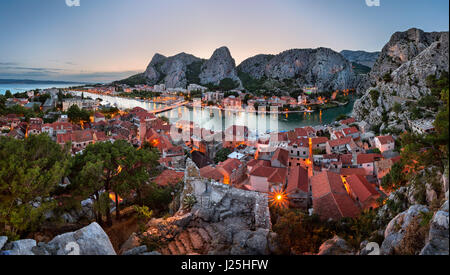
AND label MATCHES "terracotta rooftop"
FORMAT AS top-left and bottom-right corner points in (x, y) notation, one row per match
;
(345, 175), (379, 203)
(271, 148), (289, 167)
(328, 137), (353, 147)
(343, 127), (360, 136)
(311, 171), (360, 220)
(286, 165), (309, 193)
(357, 154), (383, 164)
(218, 158), (242, 175)
(200, 166), (224, 182)
(376, 135), (395, 145)
(154, 170), (184, 187)
(340, 168), (368, 176)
